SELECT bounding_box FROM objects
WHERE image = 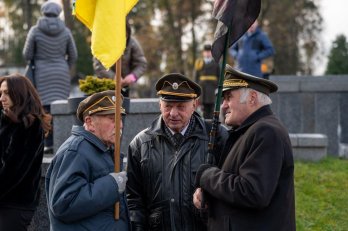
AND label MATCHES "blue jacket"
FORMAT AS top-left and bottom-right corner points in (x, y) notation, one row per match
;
(230, 27), (274, 78)
(45, 126), (129, 231)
